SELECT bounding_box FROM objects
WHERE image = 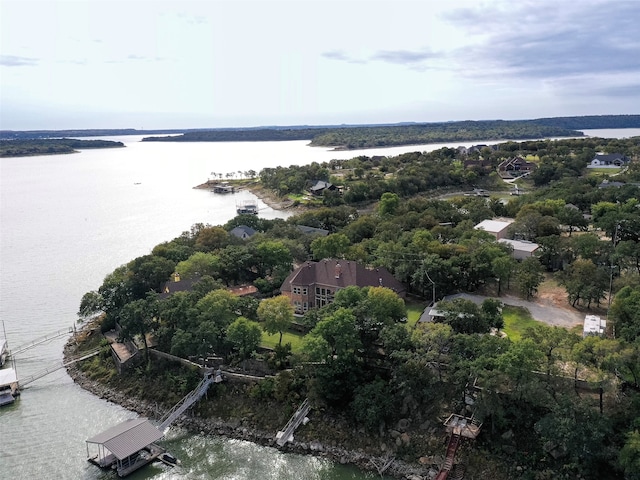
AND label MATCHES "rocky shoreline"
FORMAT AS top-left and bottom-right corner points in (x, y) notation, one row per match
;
(63, 333), (435, 480)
